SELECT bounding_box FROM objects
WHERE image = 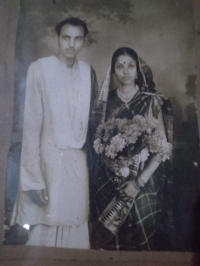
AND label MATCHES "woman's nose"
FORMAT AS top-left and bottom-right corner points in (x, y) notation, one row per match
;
(123, 68), (128, 74)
